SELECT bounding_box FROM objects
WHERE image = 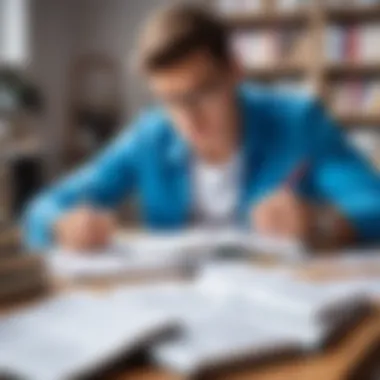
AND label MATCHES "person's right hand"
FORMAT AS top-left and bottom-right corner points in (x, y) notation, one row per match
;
(54, 207), (115, 251)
